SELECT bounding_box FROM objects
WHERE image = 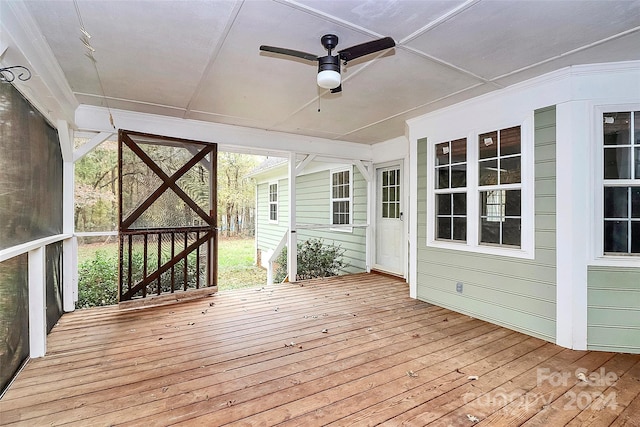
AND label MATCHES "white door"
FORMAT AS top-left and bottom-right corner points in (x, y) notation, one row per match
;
(375, 164), (404, 275)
